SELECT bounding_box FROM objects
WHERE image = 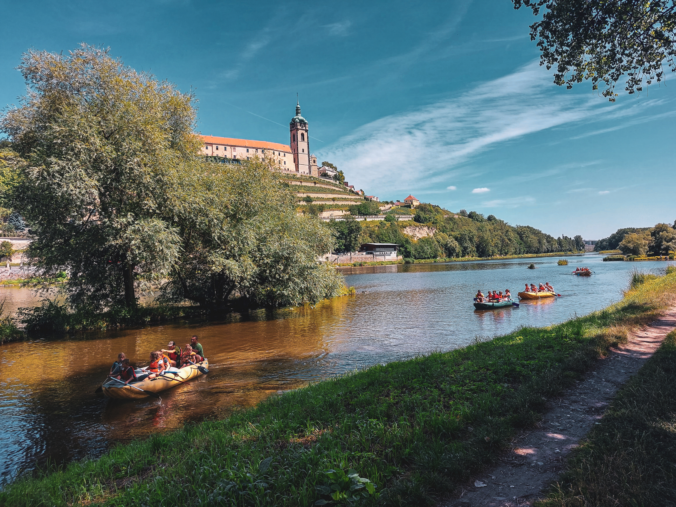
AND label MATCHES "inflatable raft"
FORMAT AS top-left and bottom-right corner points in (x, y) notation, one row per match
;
(573, 270), (592, 276)
(102, 359), (208, 399)
(518, 291), (556, 300)
(474, 300), (514, 310)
